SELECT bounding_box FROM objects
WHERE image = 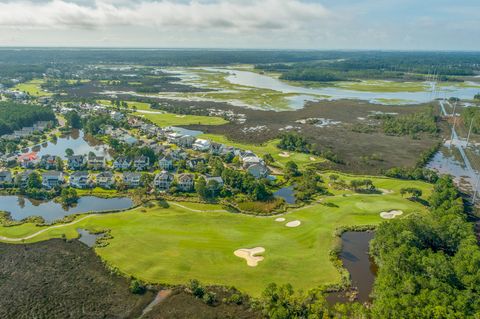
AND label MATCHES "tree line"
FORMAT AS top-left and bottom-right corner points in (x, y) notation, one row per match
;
(0, 102), (56, 136)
